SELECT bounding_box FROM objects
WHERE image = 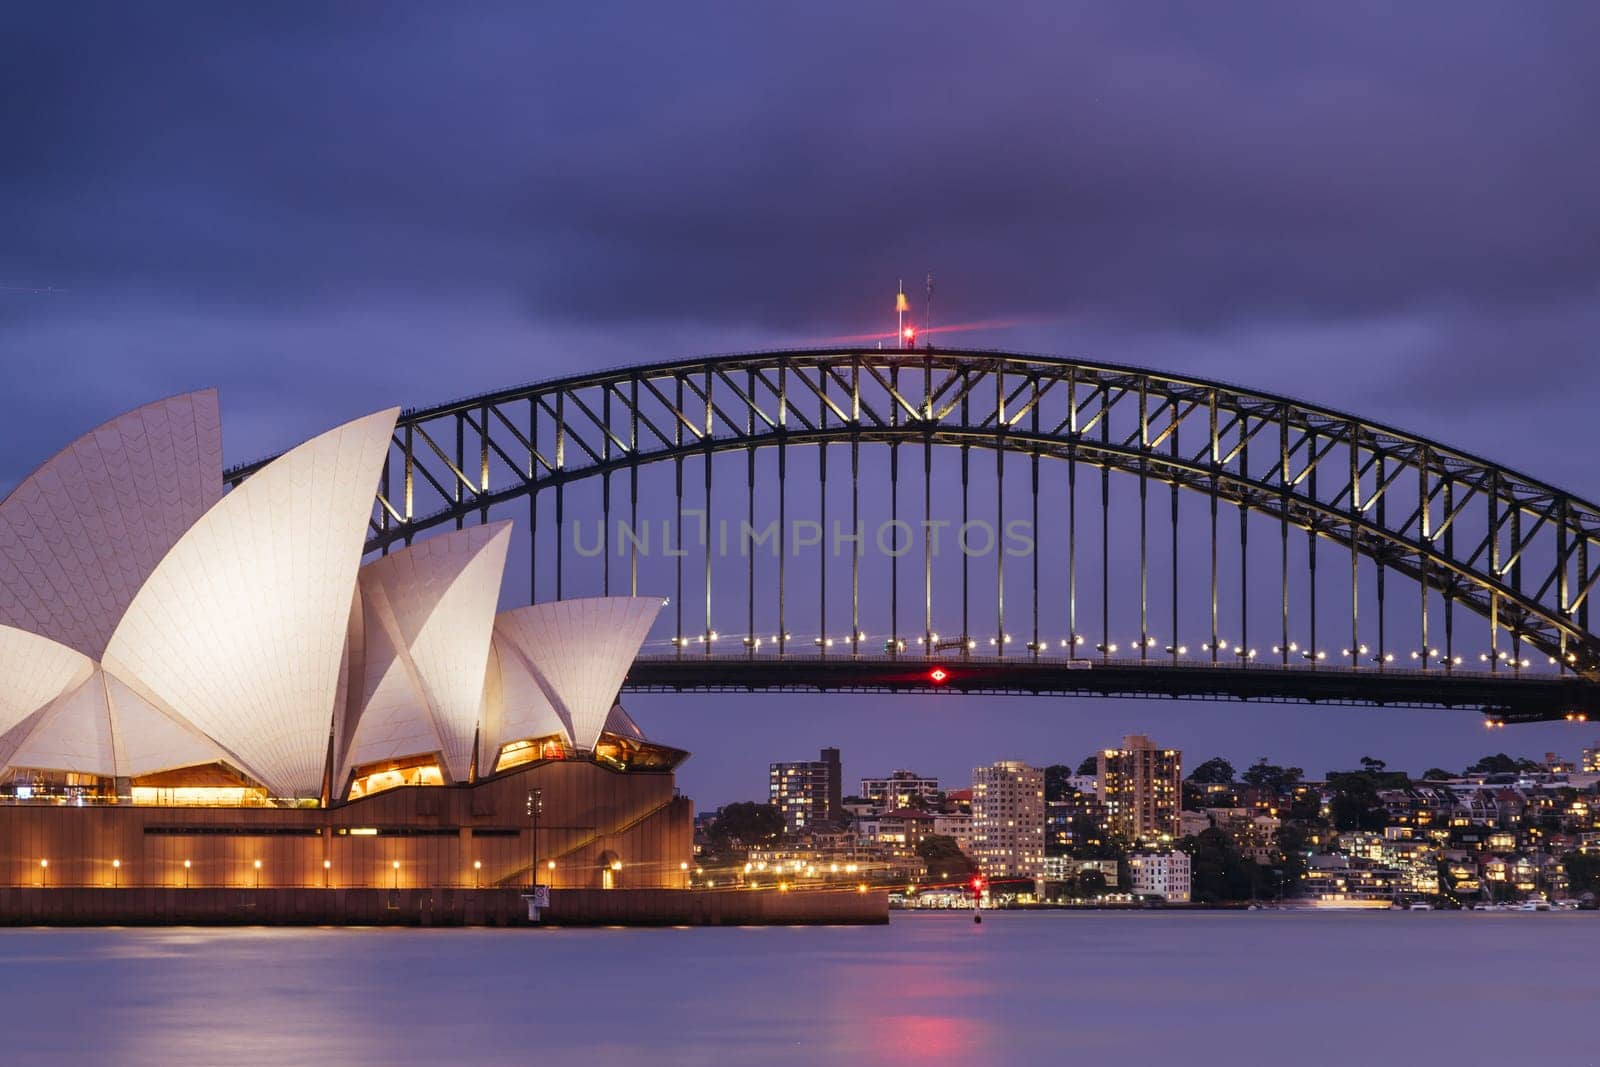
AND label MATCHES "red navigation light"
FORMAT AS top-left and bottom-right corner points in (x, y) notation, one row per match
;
(929, 666), (948, 684)
(970, 875), (985, 891)
(902, 326), (916, 342)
